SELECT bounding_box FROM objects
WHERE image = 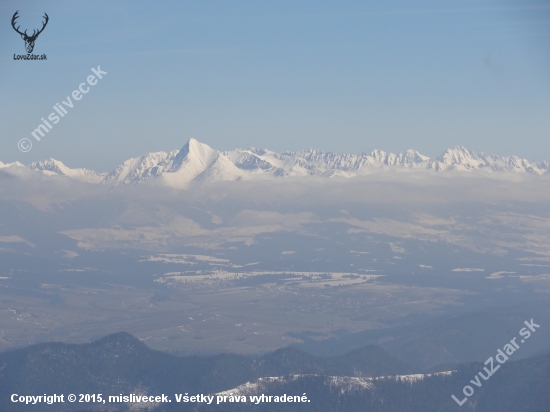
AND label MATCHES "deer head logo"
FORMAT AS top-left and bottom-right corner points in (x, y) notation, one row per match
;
(11, 11), (49, 54)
